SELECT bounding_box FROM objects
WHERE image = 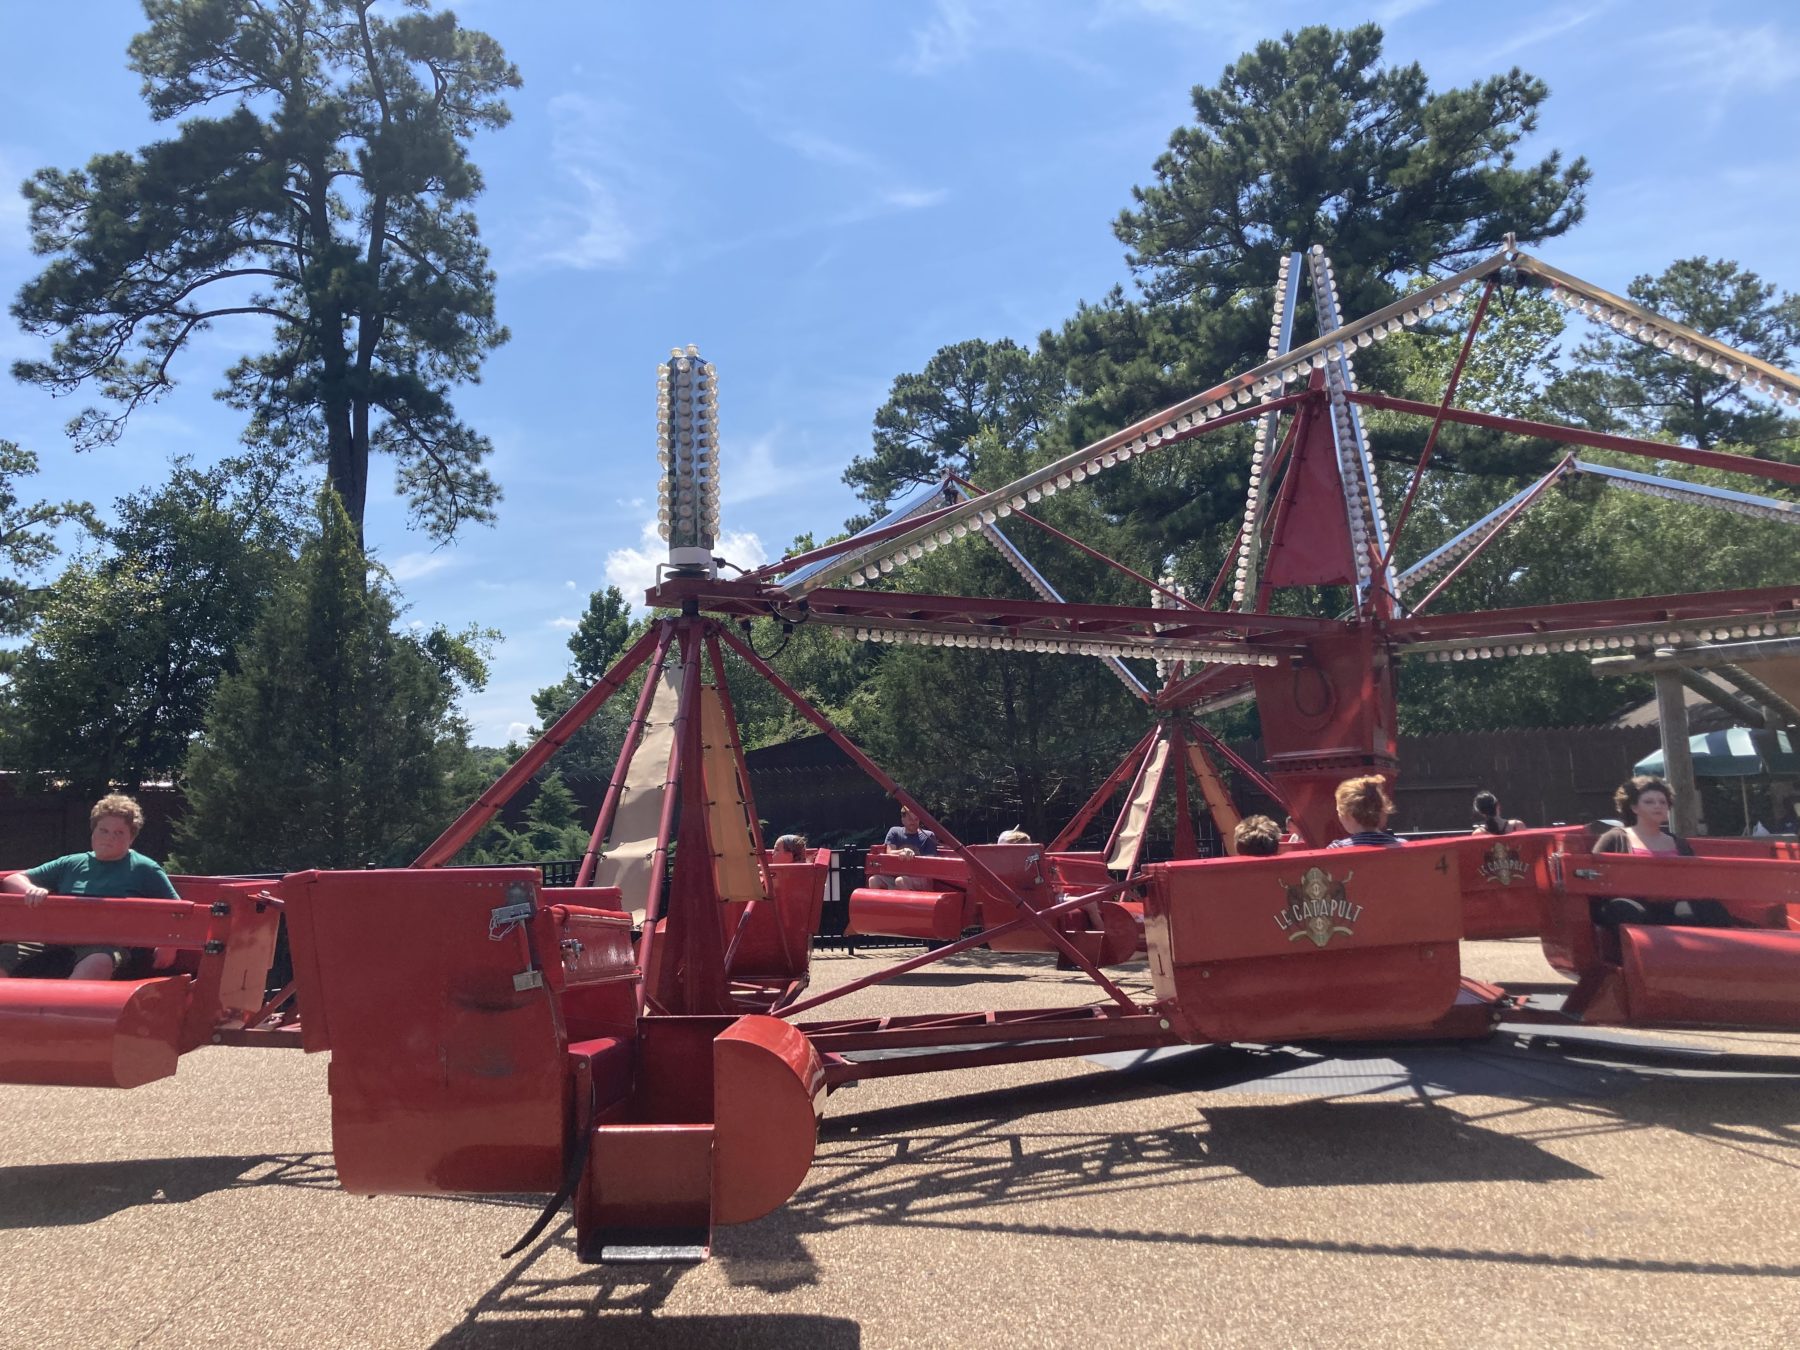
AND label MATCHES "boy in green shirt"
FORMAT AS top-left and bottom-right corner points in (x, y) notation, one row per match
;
(0, 793), (179, 980)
